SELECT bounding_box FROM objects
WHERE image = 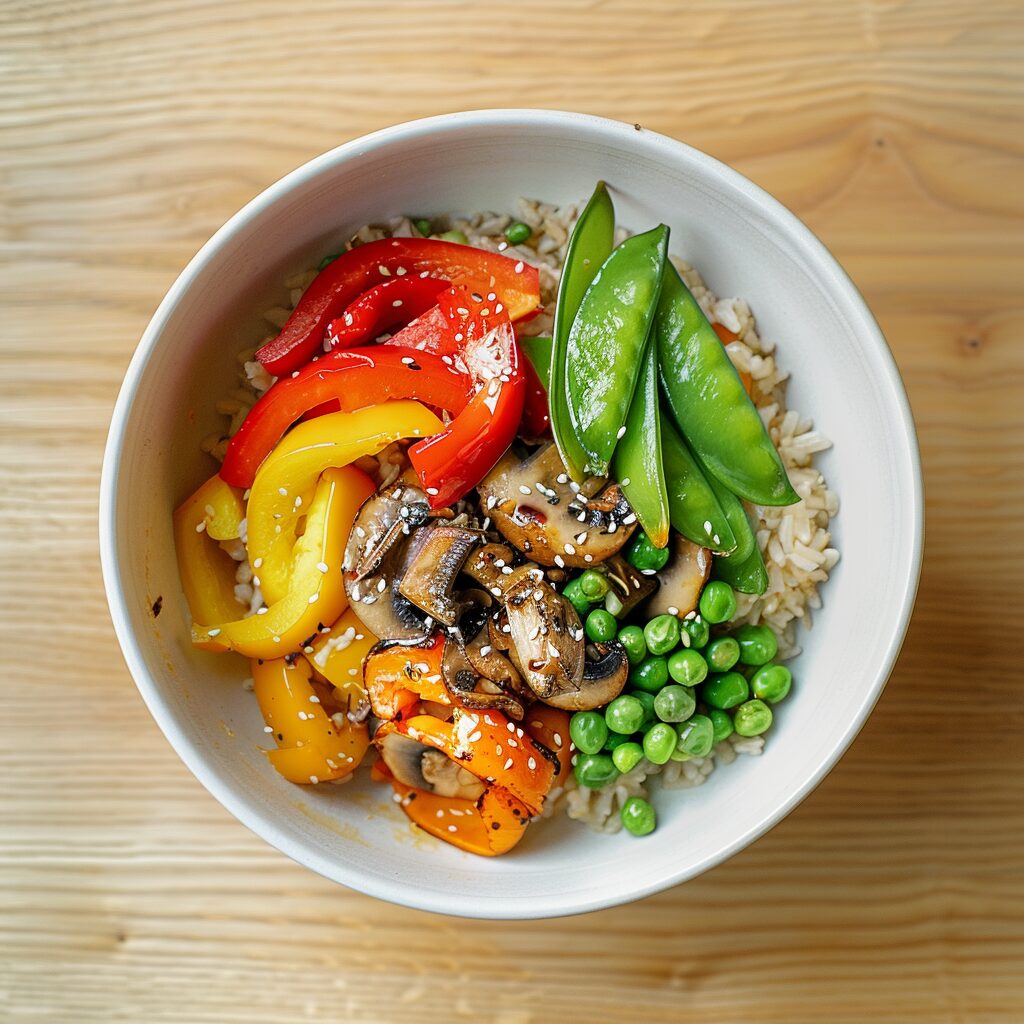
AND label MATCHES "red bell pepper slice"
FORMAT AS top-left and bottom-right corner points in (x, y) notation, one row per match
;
(384, 306), (463, 361)
(325, 275), (450, 351)
(255, 238), (541, 377)
(219, 347), (471, 488)
(406, 283), (526, 507)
